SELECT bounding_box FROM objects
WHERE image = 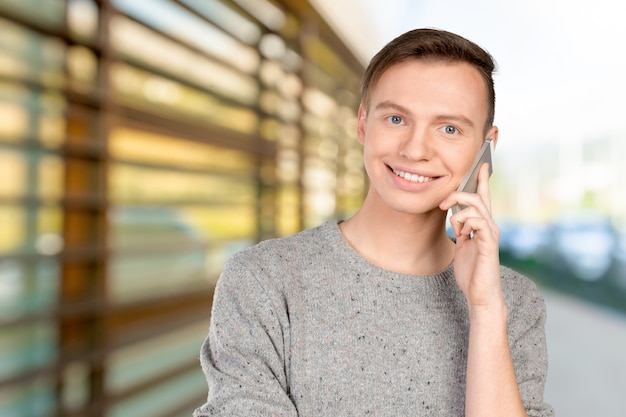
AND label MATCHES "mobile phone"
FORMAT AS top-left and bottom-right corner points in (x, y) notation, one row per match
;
(451, 138), (494, 214)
